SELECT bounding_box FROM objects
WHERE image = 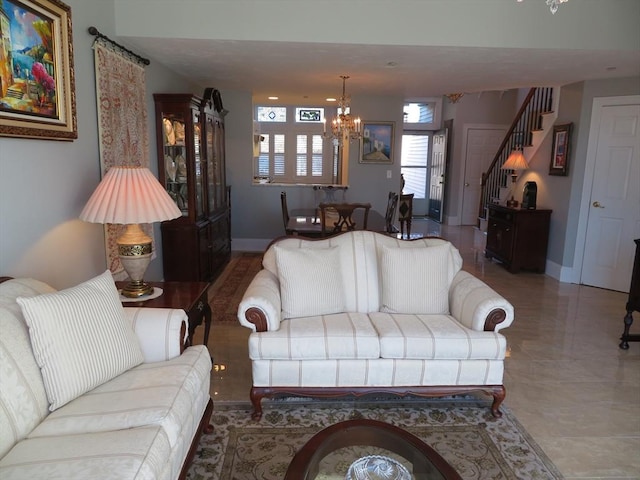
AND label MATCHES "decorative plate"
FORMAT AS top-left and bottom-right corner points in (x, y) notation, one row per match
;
(175, 154), (187, 179)
(346, 455), (411, 480)
(163, 118), (175, 145)
(165, 155), (177, 182)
